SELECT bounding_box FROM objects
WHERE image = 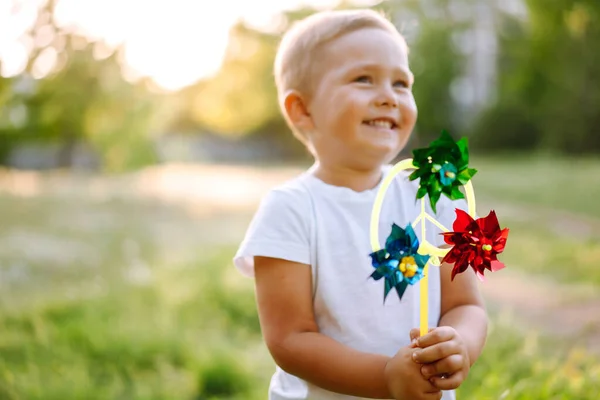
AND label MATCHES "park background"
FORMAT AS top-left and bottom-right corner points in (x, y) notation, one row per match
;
(0, 0), (599, 398)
